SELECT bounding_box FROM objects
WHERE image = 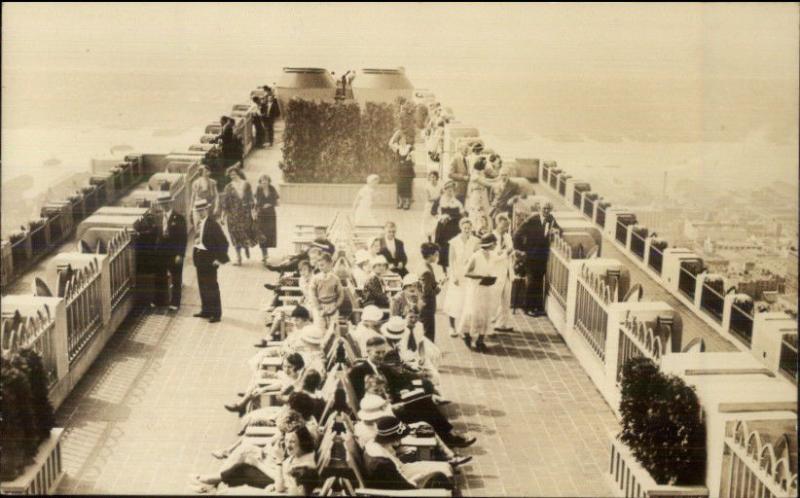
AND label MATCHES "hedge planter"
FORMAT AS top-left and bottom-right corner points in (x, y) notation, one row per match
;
(0, 428), (64, 495)
(609, 434), (708, 498)
(28, 220), (50, 261)
(10, 232), (32, 271)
